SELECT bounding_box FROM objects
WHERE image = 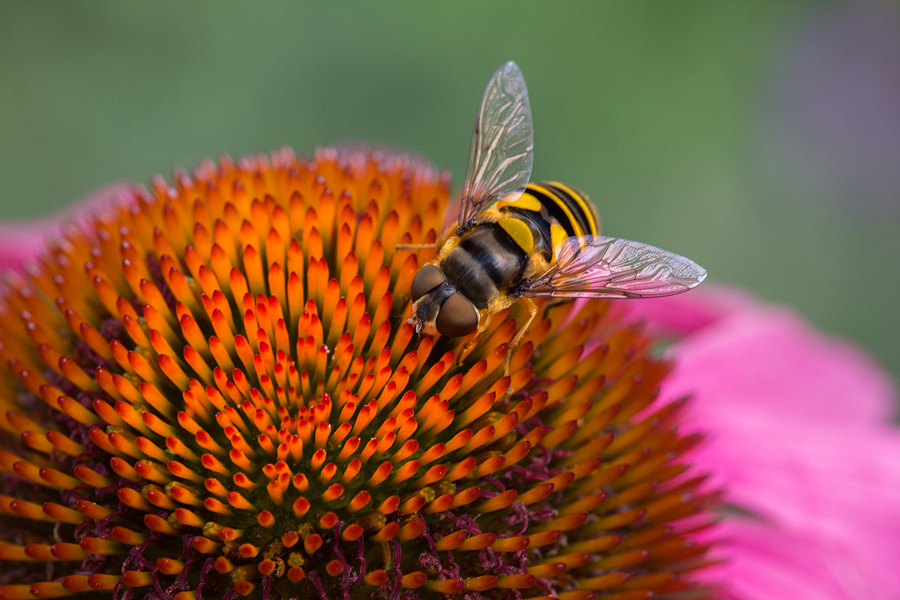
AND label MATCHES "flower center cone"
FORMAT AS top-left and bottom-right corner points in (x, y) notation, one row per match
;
(0, 147), (718, 600)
